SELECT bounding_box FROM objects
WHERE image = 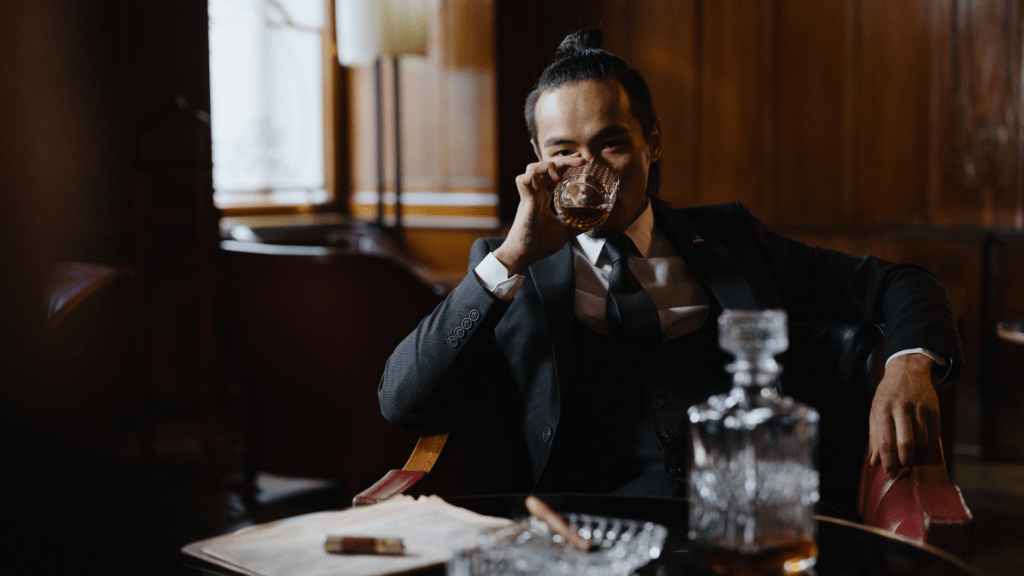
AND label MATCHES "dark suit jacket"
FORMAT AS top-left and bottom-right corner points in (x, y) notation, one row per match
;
(378, 201), (966, 488)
